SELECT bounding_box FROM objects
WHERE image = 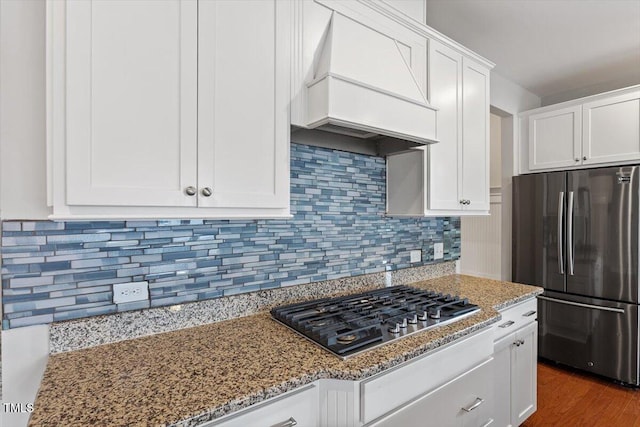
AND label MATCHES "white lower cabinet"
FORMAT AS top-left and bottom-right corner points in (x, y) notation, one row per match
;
(200, 313), (537, 427)
(202, 383), (319, 427)
(493, 299), (538, 427)
(367, 358), (494, 427)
